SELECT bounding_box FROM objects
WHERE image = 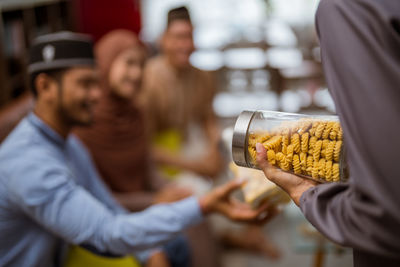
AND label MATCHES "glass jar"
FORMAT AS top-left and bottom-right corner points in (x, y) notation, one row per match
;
(232, 110), (348, 183)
